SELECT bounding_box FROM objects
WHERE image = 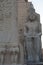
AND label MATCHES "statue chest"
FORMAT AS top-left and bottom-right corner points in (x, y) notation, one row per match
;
(27, 22), (38, 32)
